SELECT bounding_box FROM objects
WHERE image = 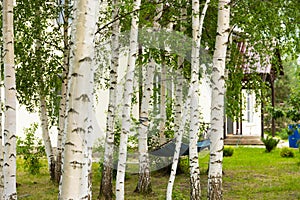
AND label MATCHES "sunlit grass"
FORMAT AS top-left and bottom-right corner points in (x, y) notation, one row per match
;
(16, 147), (300, 199)
(17, 158), (58, 200)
